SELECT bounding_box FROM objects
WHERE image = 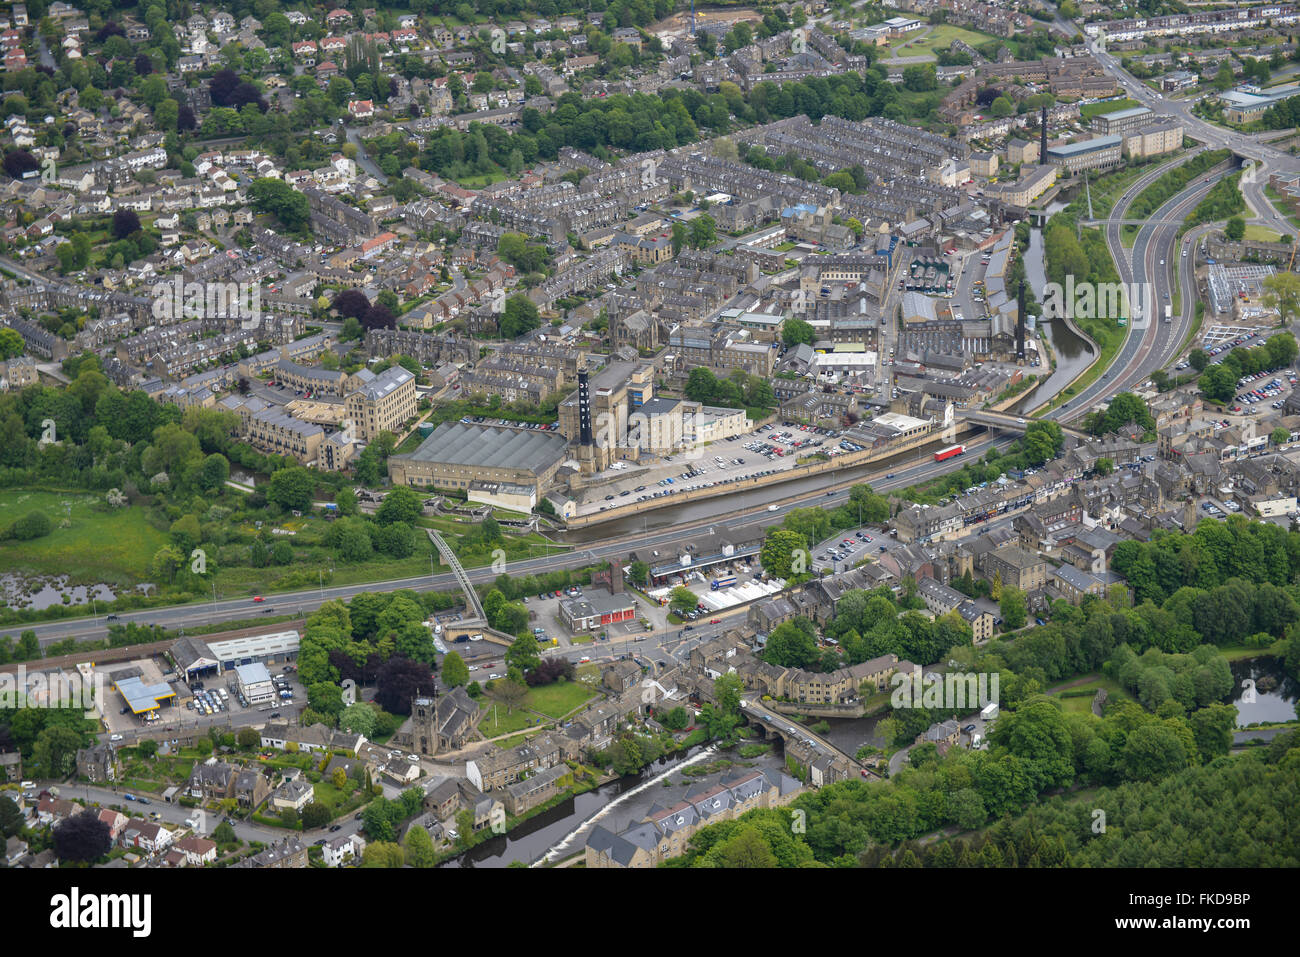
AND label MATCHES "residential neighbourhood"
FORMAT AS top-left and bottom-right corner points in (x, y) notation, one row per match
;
(0, 0), (1296, 892)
